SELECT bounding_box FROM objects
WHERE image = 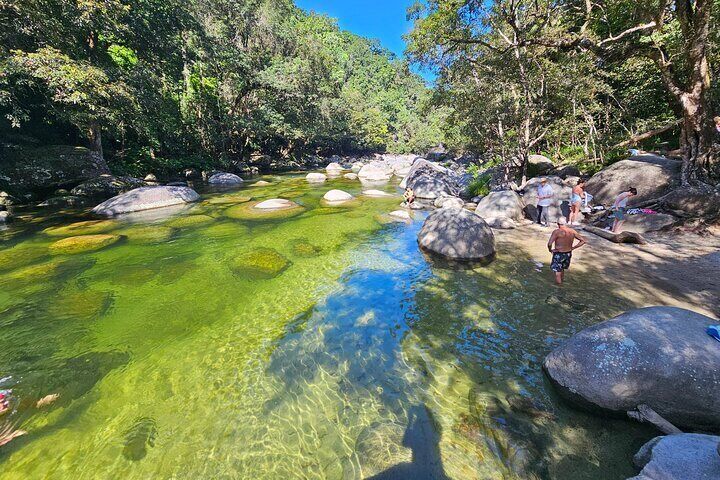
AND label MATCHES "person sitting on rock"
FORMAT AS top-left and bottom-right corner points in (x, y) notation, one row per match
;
(536, 178), (554, 226)
(611, 187), (638, 233)
(547, 217), (587, 285)
(403, 187), (415, 205)
(568, 179), (586, 226)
